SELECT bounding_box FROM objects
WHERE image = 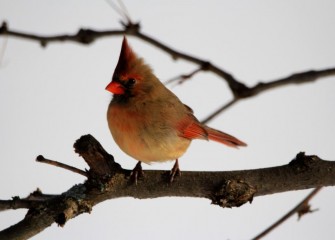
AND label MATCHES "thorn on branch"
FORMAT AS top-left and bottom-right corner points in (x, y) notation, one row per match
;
(0, 21), (8, 34)
(27, 188), (56, 201)
(297, 202), (318, 220)
(211, 180), (256, 208)
(27, 188), (43, 199)
(40, 40), (47, 47)
(289, 152), (321, 174)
